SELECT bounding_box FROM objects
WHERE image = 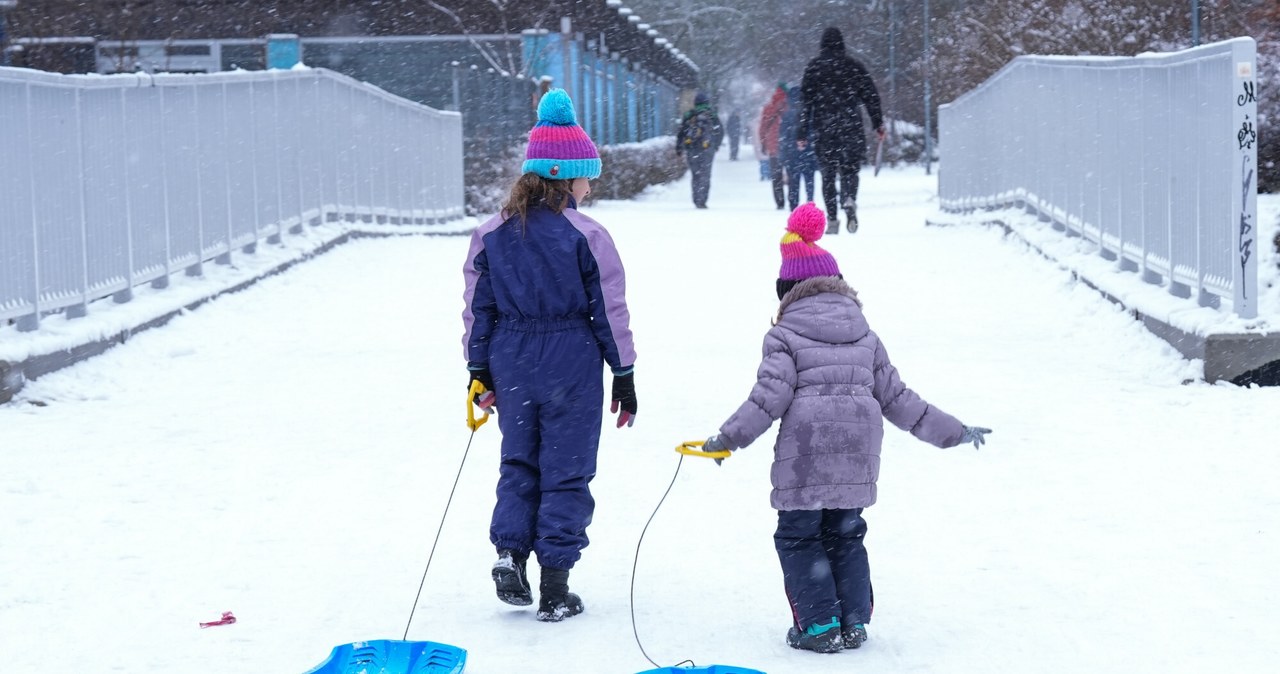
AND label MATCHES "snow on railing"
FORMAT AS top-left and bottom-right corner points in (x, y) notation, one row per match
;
(0, 66), (464, 331)
(939, 38), (1259, 318)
